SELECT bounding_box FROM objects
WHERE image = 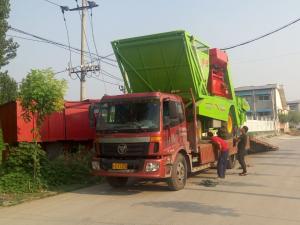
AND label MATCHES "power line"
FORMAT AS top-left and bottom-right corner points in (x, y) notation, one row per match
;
(8, 26), (117, 66)
(61, 8), (73, 69)
(101, 68), (123, 81)
(7, 34), (48, 43)
(43, 0), (61, 7)
(222, 16), (300, 50)
(74, 0), (93, 61)
(89, 7), (107, 93)
(91, 75), (122, 86)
